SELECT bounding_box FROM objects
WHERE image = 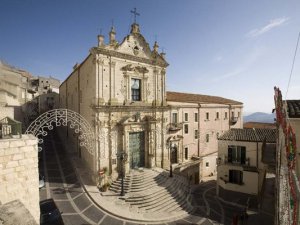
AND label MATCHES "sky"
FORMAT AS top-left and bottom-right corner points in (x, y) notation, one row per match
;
(1, 0), (300, 114)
